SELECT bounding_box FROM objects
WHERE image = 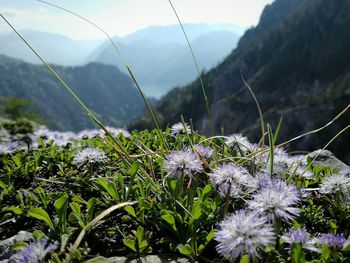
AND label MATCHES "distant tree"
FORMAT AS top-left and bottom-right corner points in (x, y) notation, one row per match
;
(0, 97), (43, 123)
